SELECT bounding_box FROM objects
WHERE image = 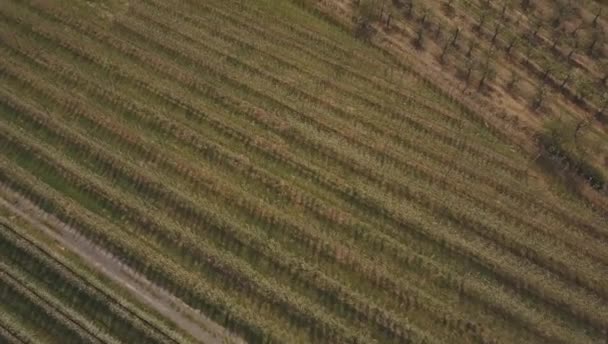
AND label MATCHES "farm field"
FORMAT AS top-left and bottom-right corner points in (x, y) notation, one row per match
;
(0, 0), (607, 343)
